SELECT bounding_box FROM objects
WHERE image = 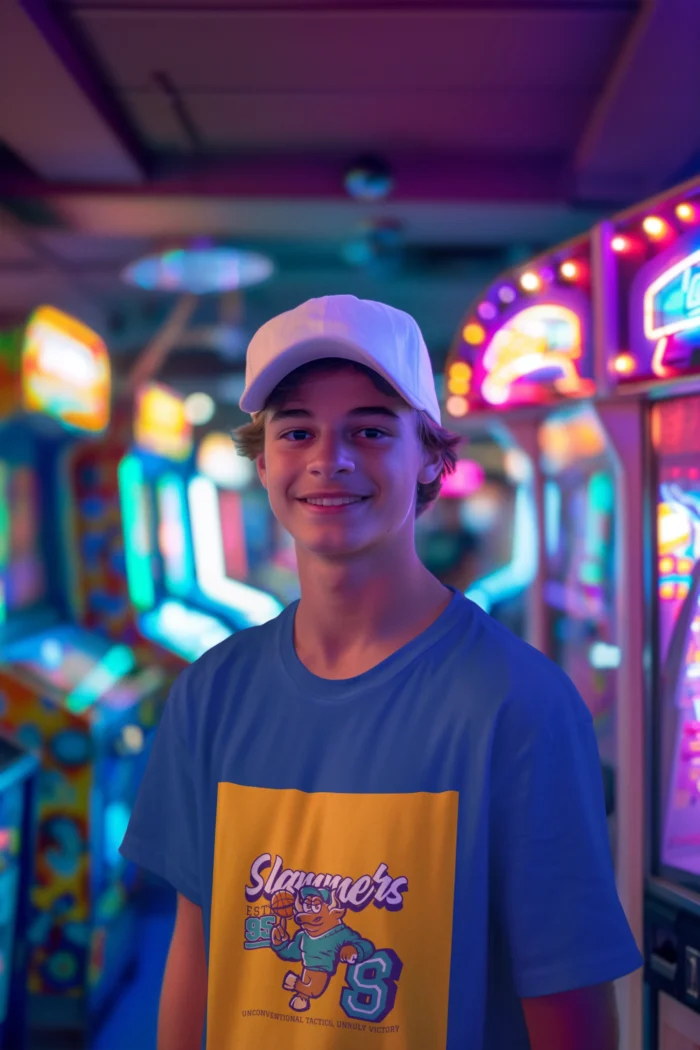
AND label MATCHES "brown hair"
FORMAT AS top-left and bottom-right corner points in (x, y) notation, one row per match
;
(231, 358), (460, 516)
